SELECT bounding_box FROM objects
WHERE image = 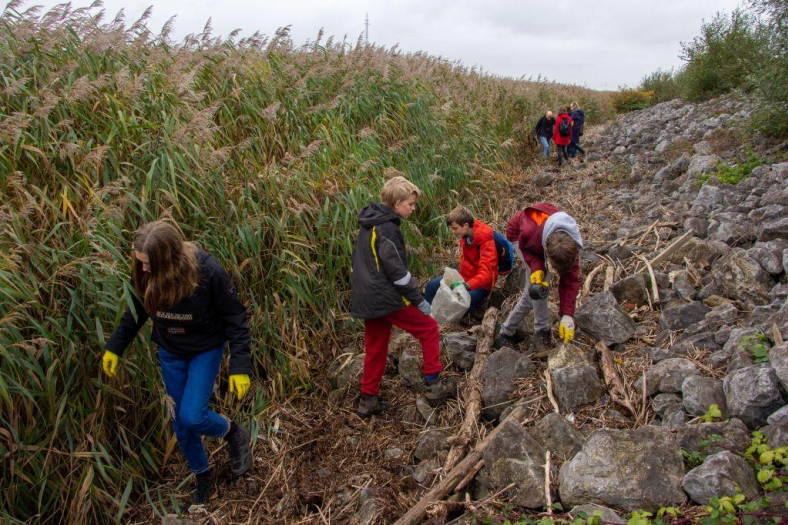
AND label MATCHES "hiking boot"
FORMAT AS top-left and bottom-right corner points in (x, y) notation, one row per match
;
(424, 376), (457, 407)
(189, 470), (213, 507)
(357, 394), (387, 418)
(534, 330), (554, 353)
(224, 422), (252, 477)
(495, 332), (518, 349)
